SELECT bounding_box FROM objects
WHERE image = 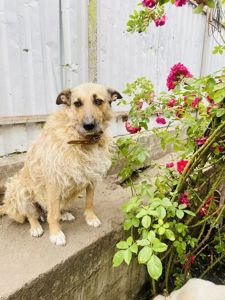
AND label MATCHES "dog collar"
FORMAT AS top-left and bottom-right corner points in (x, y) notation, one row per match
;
(67, 135), (101, 145)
